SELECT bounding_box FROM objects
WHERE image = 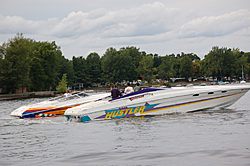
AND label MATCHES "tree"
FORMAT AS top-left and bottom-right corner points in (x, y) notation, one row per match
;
(158, 55), (173, 85)
(204, 46), (238, 81)
(101, 47), (135, 83)
(36, 41), (58, 89)
(29, 40), (62, 90)
(72, 56), (90, 87)
(193, 60), (202, 78)
(180, 55), (194, 81)
(57, 74), (67, 93)
(235, 54), (249, 80)
(119, 46), (142, 80)
(0, 33), (31, 93)
(243, 52), (250, 78)
(203, 46), (222, 80)
(0, 58), (12, 93)
(137, 54), (154, 86)
(185, 53), (200, 62)
(153, 54), (162, 68)
(172, 56), (181, 78)
(55, 51), (74, 87)
(86, 52), (101, 84)
(29, 57), (45, 91)
(220, 48), (237, 80)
